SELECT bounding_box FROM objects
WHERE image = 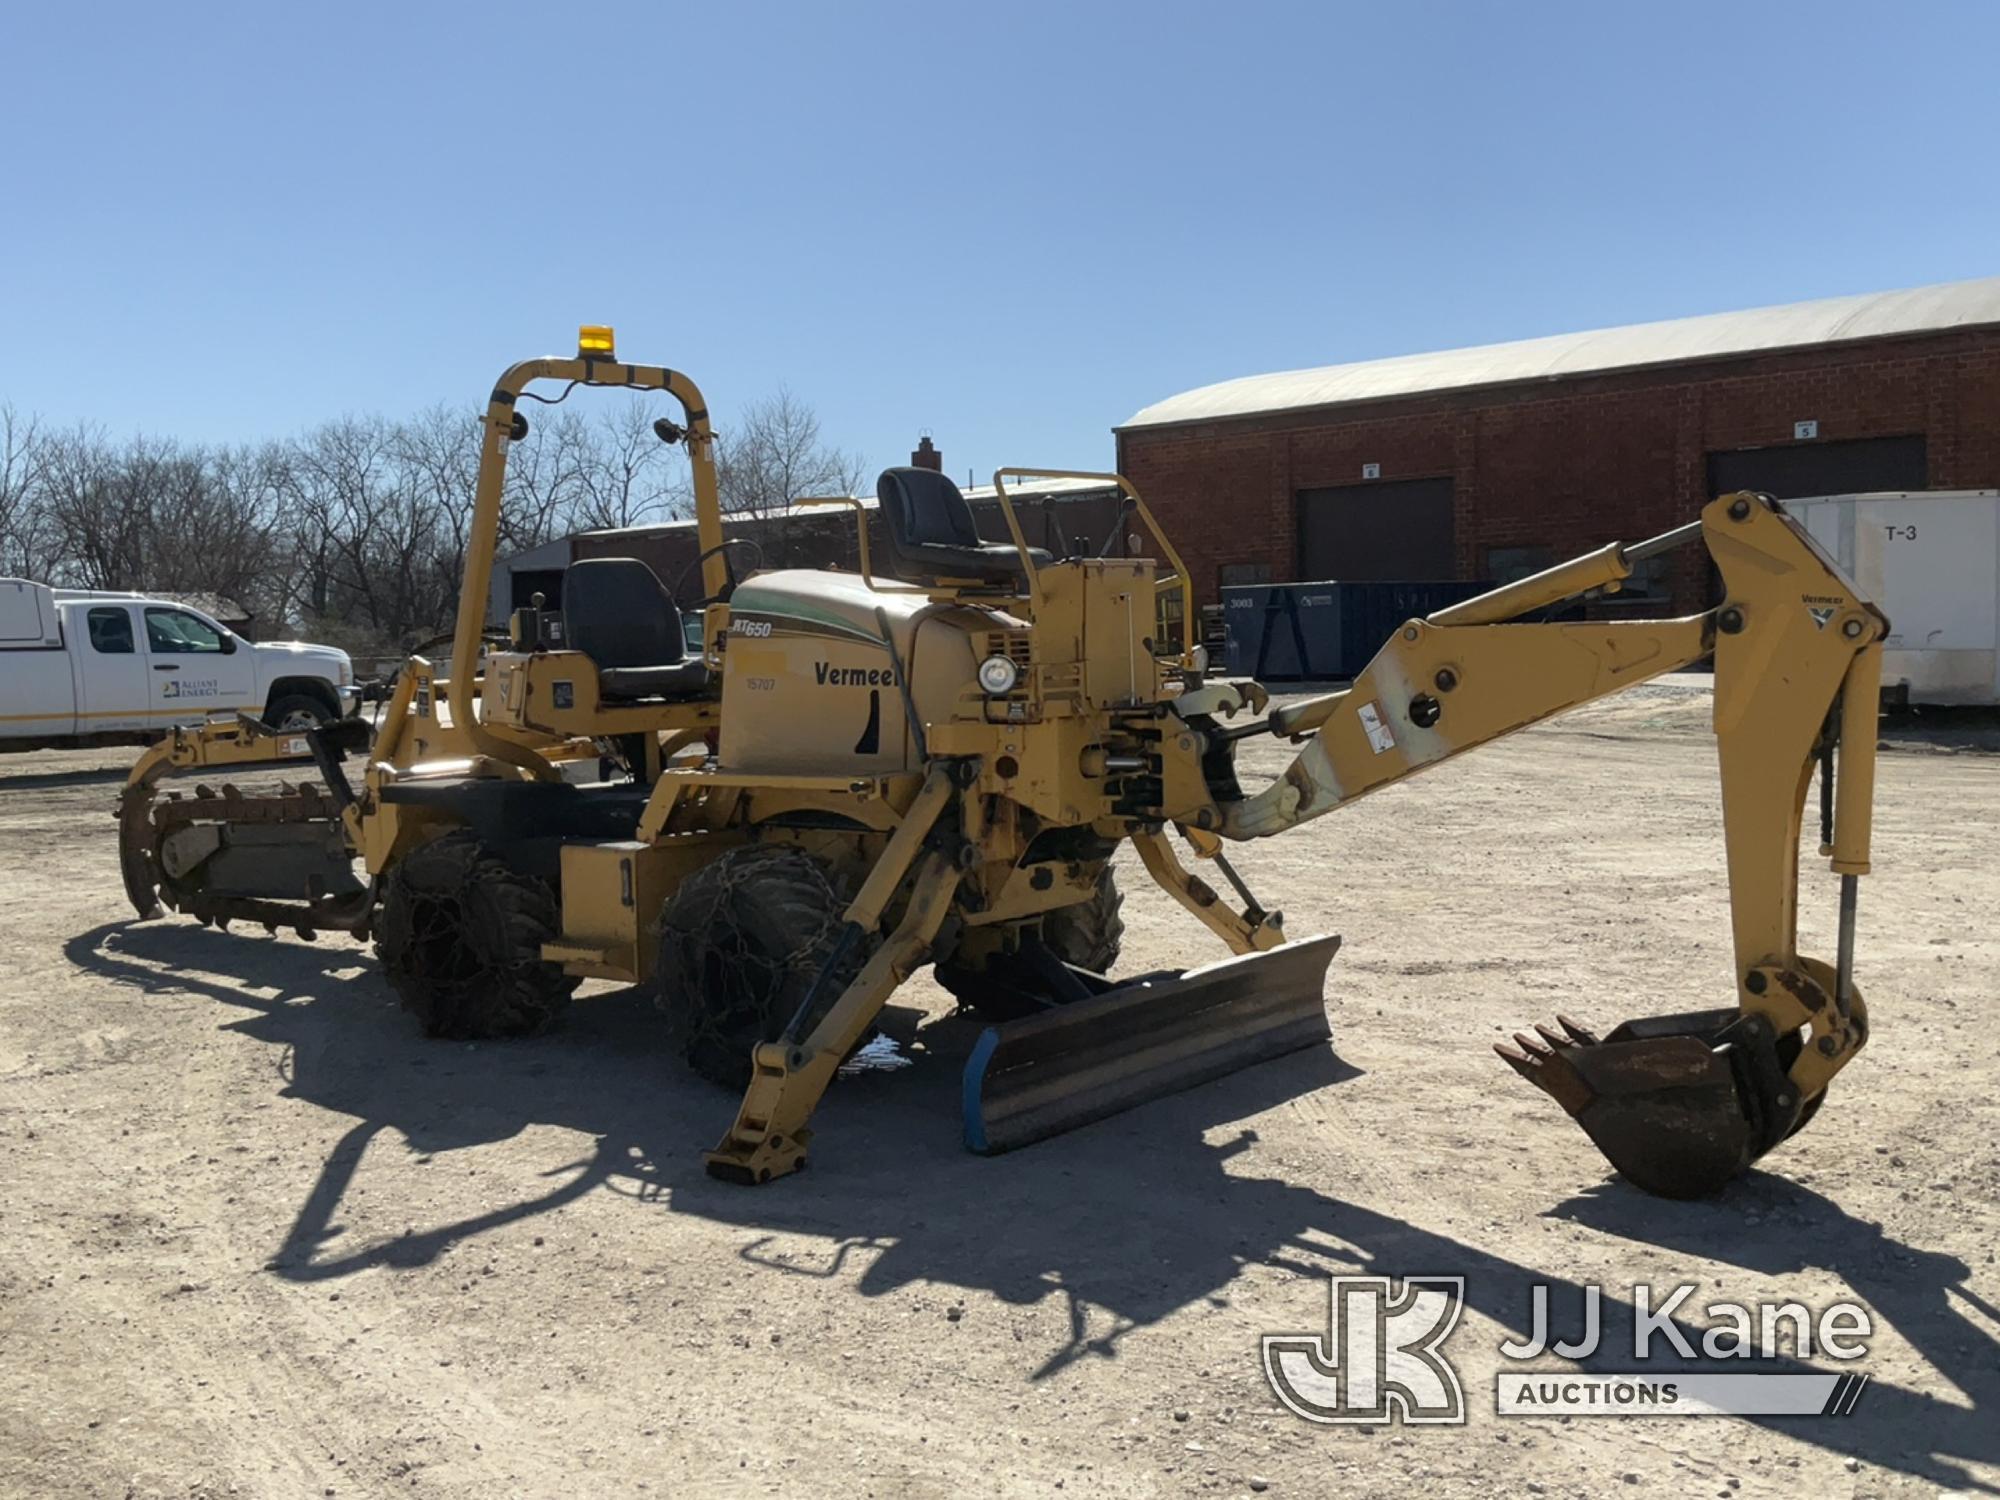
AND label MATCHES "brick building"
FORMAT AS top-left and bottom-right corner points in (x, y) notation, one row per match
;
(1115, 276), (2000, 613)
